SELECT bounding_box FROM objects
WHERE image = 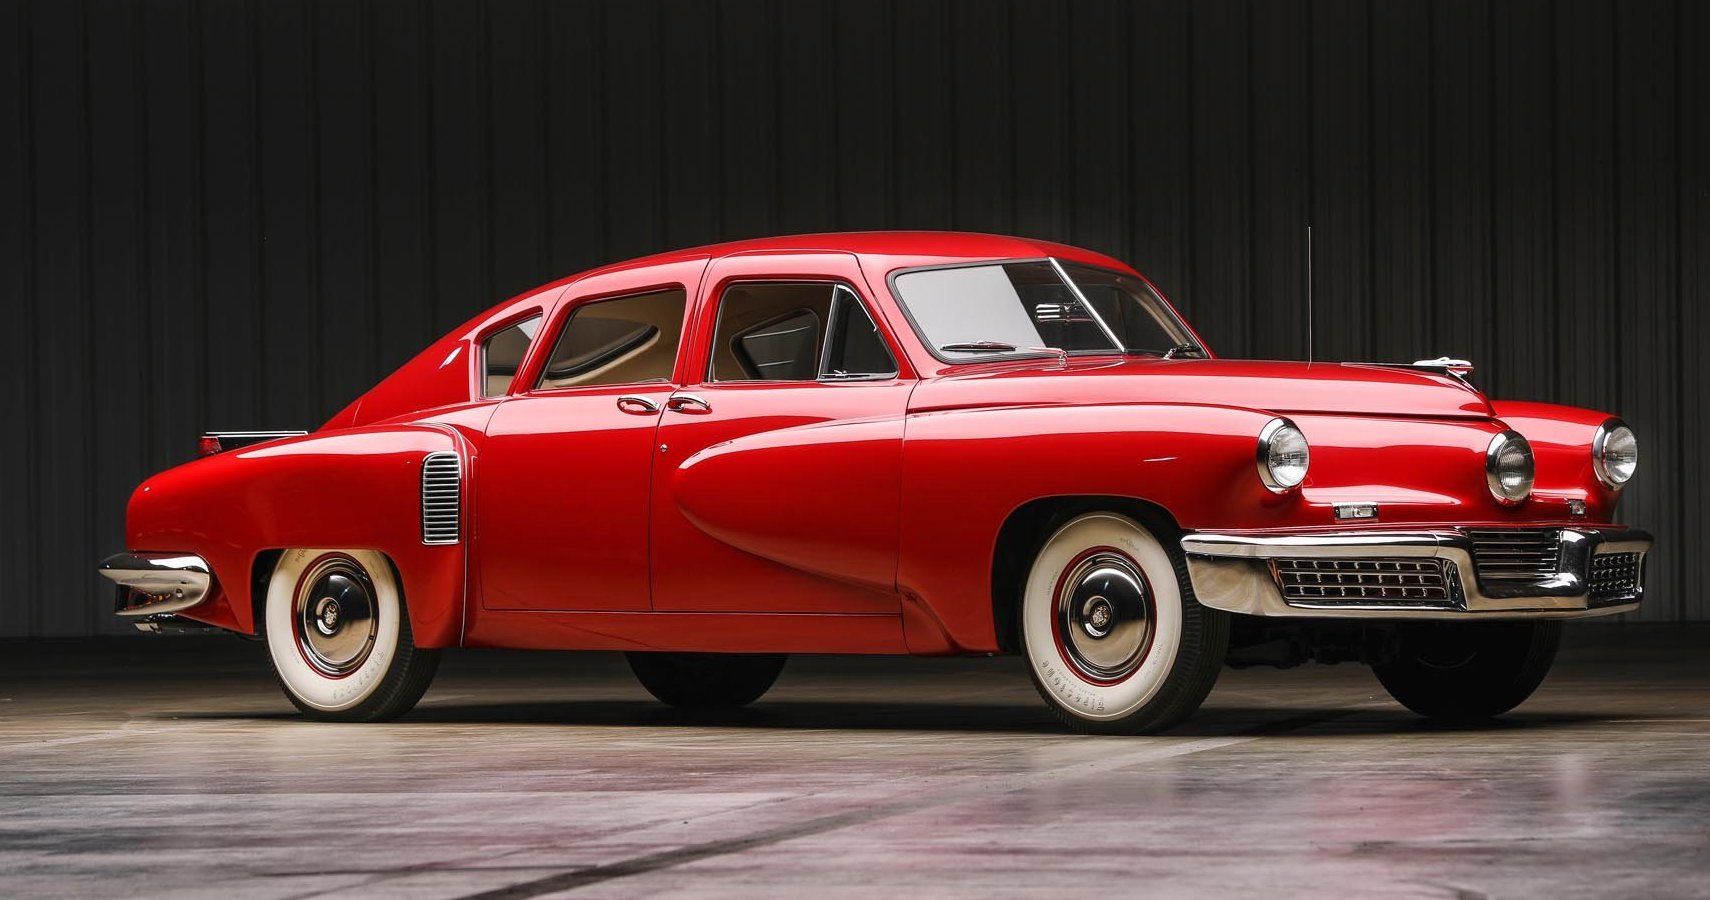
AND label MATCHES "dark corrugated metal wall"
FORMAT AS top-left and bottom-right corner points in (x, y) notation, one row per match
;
(2, 0), (1702, 636)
